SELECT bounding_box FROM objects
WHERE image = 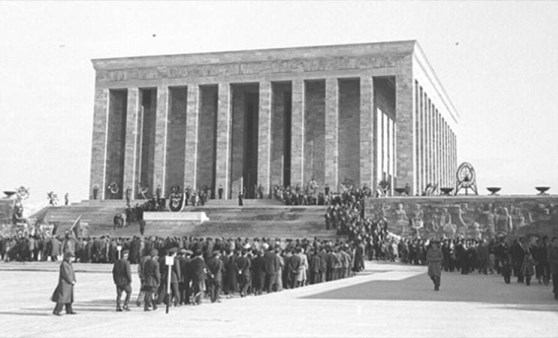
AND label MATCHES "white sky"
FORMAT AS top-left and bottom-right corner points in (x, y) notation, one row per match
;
(1, 1), (557, 209)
